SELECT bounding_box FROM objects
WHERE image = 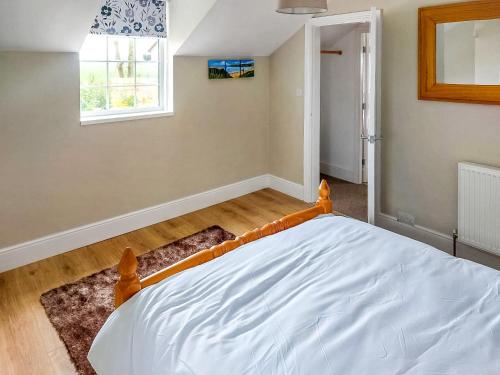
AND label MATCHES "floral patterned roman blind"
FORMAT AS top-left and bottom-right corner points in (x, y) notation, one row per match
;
(90, 0), (167, 38)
